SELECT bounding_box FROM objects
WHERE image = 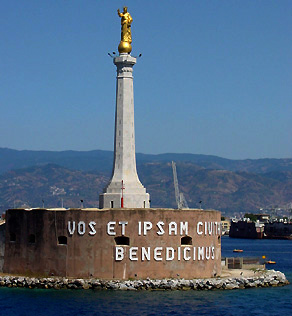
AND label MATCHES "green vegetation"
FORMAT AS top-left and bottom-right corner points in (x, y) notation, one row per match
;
(244, 213), (258, 222)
